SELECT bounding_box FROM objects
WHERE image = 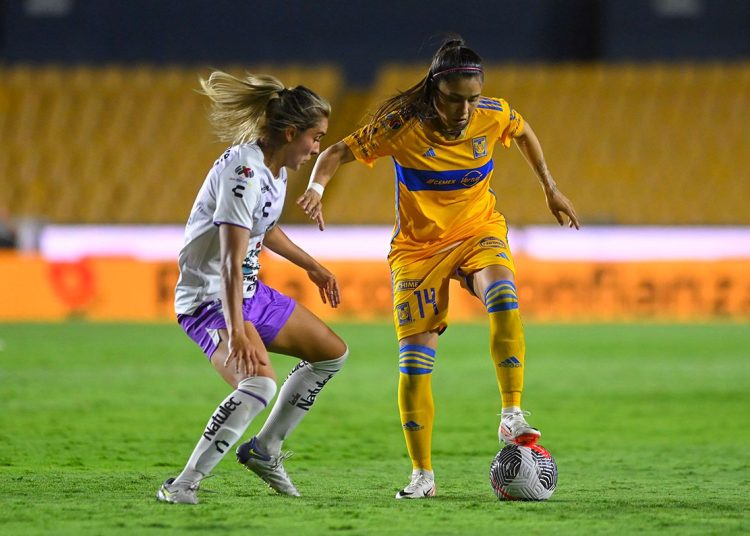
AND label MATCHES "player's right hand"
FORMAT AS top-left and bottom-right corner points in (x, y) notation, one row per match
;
(224, 330), (268, 377)
(296, 189), (326, 231)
